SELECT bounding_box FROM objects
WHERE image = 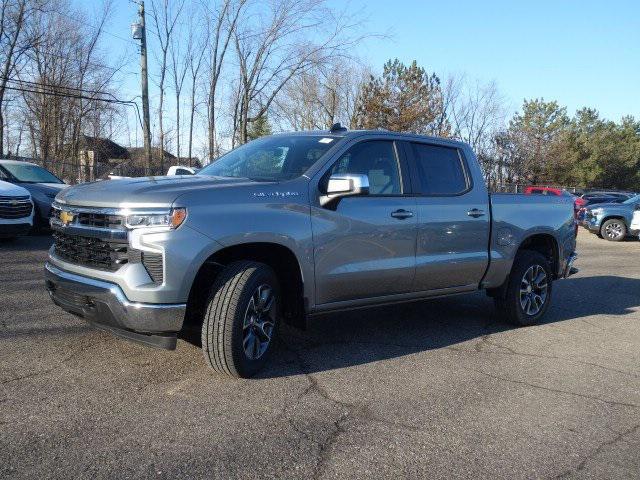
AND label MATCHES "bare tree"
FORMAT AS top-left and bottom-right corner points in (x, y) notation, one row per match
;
(232, 0), (365, 145)
(150, 0), (184, 171)
(168, 4), (189, 161)
(449, 78), (505, 153)
(204, 0), (246, 160)
(442, 75), (506, 185)
(274, 60), (367, 131)
(0, 0), (44, 157)
(185, 4), (207, 164)
(19, 1), (121, 178)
